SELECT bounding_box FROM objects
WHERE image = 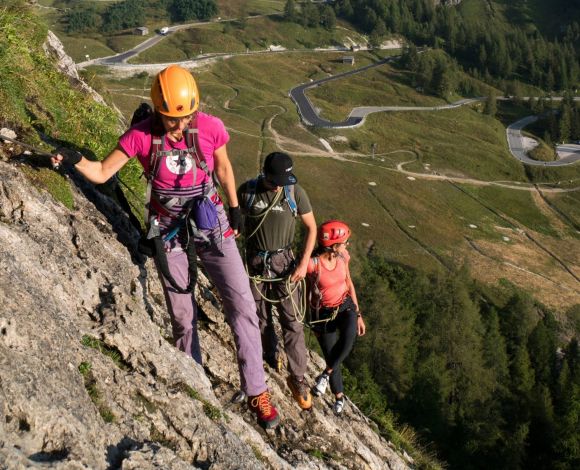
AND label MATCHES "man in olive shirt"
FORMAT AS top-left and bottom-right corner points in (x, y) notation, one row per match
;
(238, 152), (317, 410)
